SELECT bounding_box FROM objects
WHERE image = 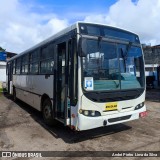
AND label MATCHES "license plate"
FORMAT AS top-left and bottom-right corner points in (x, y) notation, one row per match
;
(105, 102), (118, 111)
